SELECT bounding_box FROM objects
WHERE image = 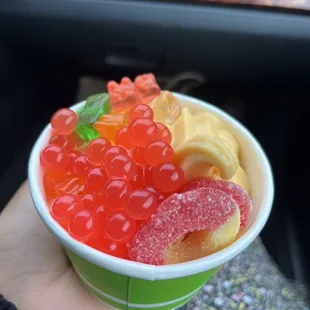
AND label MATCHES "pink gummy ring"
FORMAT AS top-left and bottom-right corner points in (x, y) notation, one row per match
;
(128, 187), (238, 265)
(182, 179), (252, 229)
